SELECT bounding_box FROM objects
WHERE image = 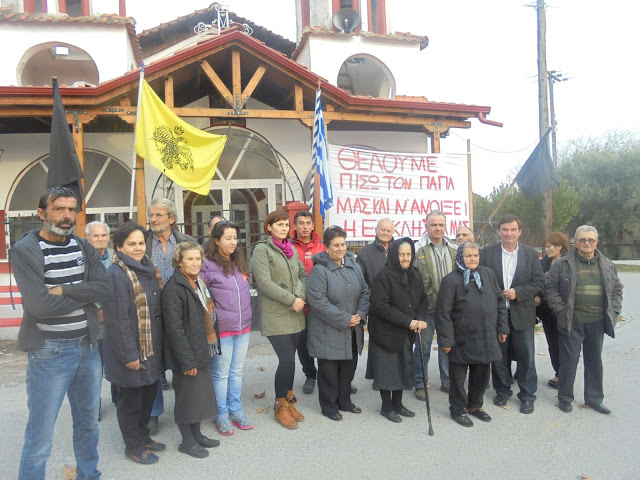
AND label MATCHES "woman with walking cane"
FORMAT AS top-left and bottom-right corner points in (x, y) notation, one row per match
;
(366, 237), (428, 423)
(436, 242), (508, 427)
